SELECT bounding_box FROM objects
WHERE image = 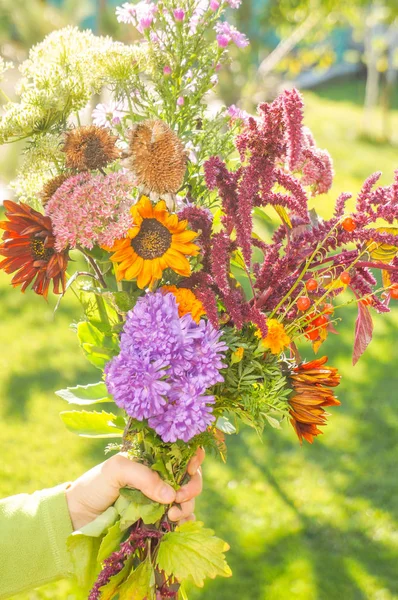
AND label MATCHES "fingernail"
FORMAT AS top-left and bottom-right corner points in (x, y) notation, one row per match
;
(160, 484), (175, 502)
